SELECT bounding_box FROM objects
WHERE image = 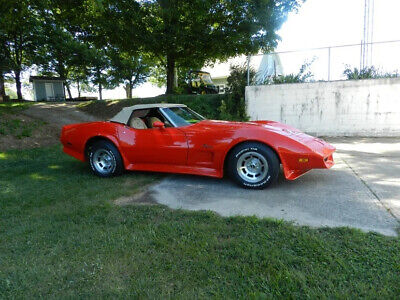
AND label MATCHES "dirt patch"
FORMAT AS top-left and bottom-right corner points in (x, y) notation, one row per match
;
(78, 100), (127, 120)
(0, 113), (59, 151)
(114, 187), (158, 206)
(23, 102), (98, 130)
